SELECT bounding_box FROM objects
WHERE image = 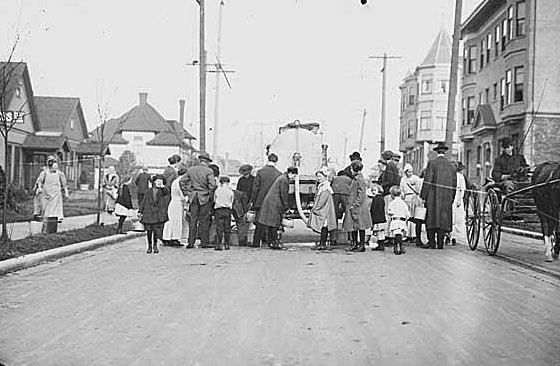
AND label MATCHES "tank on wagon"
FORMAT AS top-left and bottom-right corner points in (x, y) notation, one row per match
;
(266, 120), (327, 218)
